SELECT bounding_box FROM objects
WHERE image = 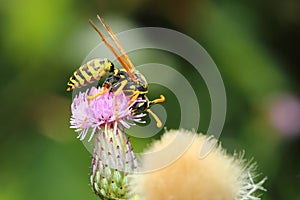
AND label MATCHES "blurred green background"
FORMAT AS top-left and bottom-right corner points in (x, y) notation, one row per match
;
(1, 0), (300, 199)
